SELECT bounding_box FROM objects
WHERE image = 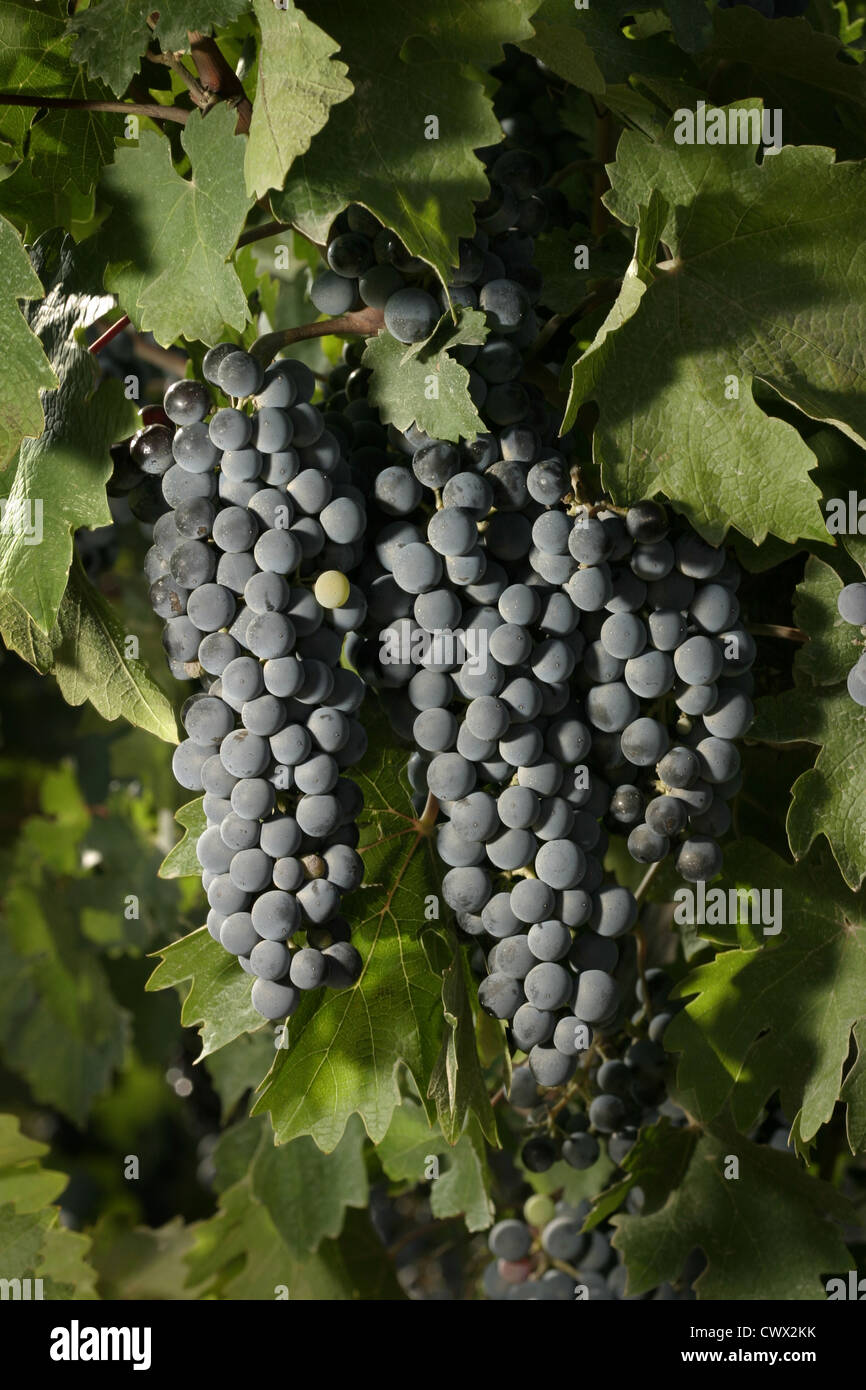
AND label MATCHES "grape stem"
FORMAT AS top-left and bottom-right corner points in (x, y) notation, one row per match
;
(634, 859), (662, 903)
(146, 35), (213, 111)
(0, 94), (191, 123)
(236, 220), (293, 249)
(250, 306), (385, 366)
(748, 622), (807, 643)
(634, 924), (654, 1023)
(89, 315), (130, 355)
